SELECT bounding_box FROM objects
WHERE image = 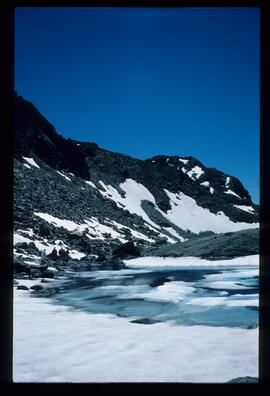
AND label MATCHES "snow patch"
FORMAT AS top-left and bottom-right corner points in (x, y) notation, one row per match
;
(225, 190), (241, 199)
(200, 181), (210, 187)
(178, 158), (189, 164)
(14, 233), (33, 245)
(108, 220), (155, 243)
(187, 166), (204, 180)
(22, 157), (40, 169)
(14, 231), (86, 260)
(161, 190), (258, 234)
(34, 213), (82, 232)
(234, 205), (255, 214)
(56, 171), (71, 181)
(143, 224), (177, 244)
(85, 180), (97, 189)
(23, 163), (31, 169)
(98, 179), (161, 229)
(84, 218), (127, 243)
(163, 227), (186, 242)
